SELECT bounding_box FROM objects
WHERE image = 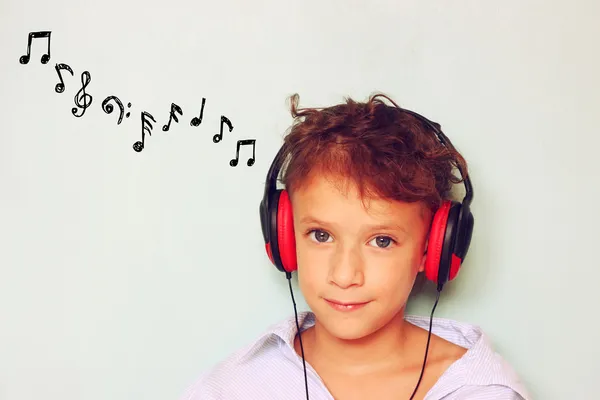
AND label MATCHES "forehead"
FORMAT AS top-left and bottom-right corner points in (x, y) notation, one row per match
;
(289, 172), (430, 227)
